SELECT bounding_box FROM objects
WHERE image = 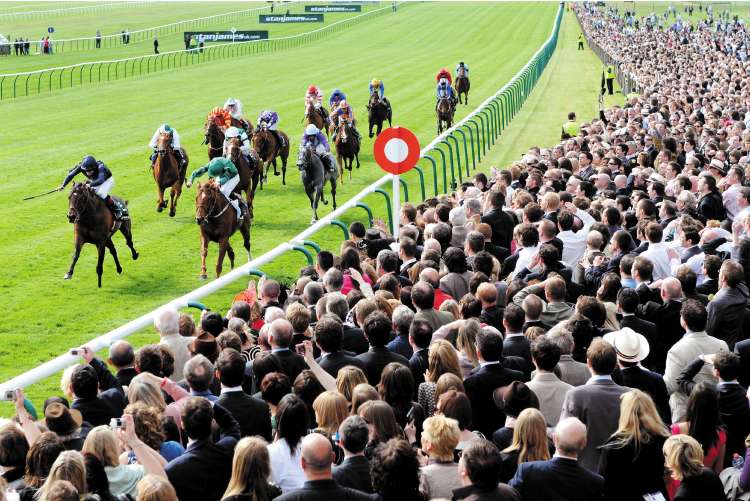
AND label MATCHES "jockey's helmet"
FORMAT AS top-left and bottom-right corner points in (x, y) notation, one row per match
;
(340, 100), (348, 108)
(305, 124), (319, 136)
(162, 124), (172, 133)
(307, 85), (318, 94)
(225, 127), (241, 139)
(459, 61), (465, 66)
(224, 97), (238, 108)
(81, 155), (98, 172)
(371, 78), (380, 87)
(332, 88), (342, 96)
